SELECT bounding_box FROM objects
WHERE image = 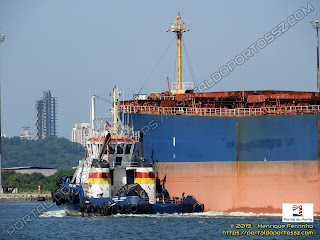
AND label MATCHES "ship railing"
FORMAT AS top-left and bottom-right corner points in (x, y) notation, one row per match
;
(118, 105), (320, 117)
(171, 82), (194, 90)
(109, 161), (138, 168)
(160, 95), (176, 100)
